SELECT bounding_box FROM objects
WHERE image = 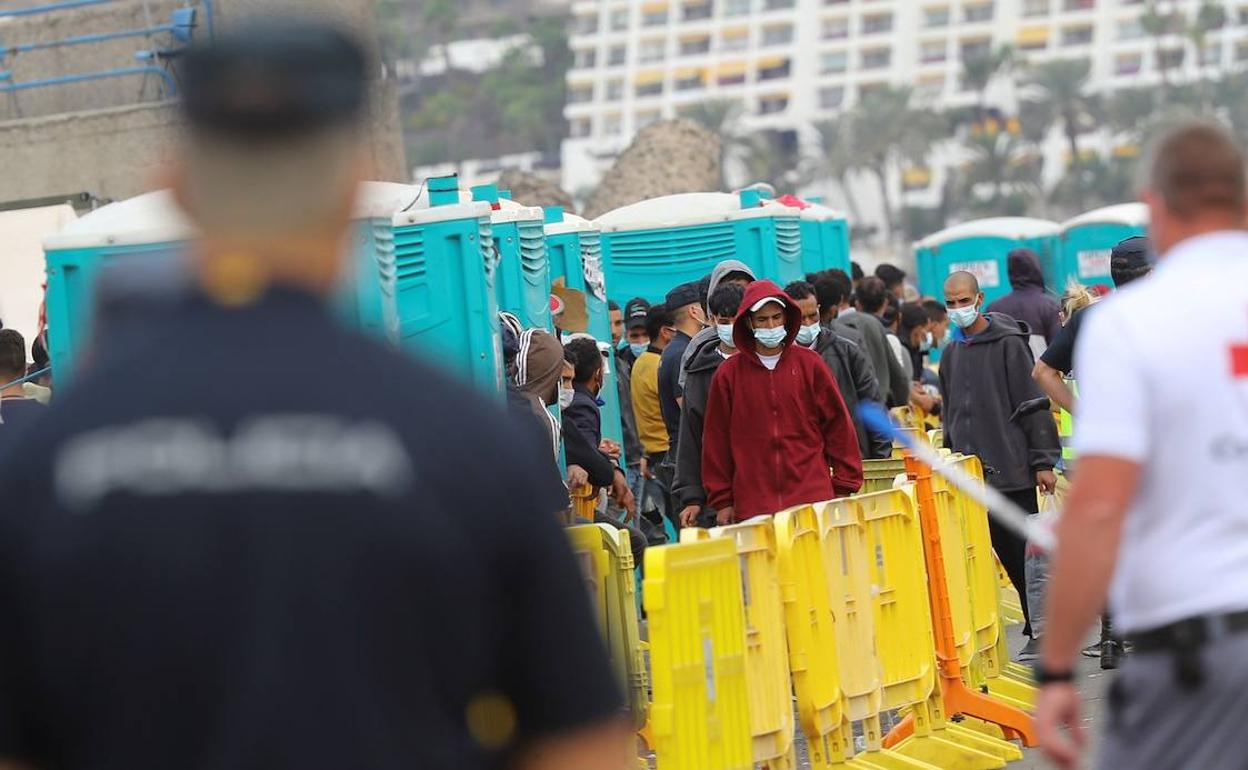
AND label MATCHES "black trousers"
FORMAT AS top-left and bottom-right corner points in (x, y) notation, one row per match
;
(991, 488), (1040, 639)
